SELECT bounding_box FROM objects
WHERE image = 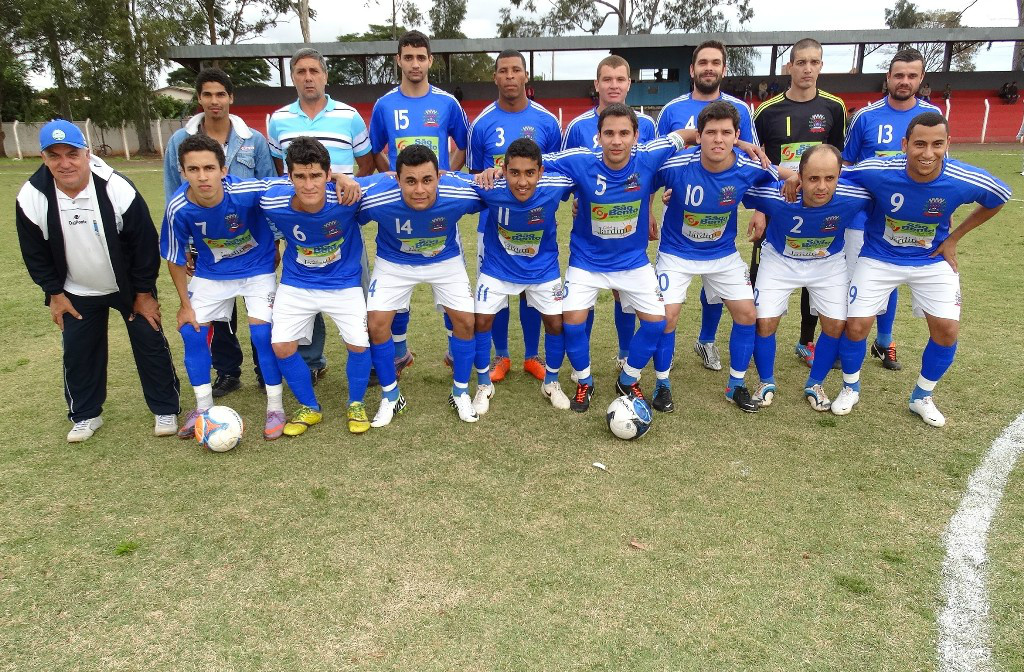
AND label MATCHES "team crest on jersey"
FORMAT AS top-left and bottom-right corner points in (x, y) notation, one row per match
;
(322, 220), (341, 238)
(719, 185), (737, 206)
(430, 217), (446, 232)
(224, 213), (242, 232)
(521, 125), (537, 140)
(527, 206), (545, 225)
(808, 113), (828, 133)
(423, 109), (440, 127)
(624, 173), (641, 192)
(923, 197), (946, 217)
(822, 215), (840, 232)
